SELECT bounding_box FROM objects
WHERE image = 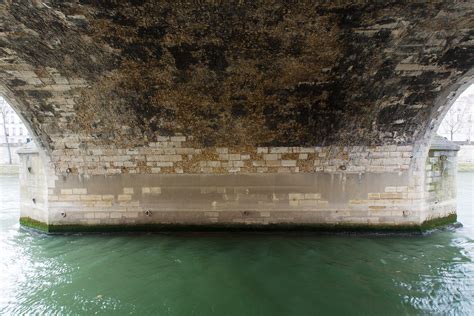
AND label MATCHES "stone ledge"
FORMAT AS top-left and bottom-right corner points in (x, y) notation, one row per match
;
(16, 142), (39, 155)
(430, 136), (461, 151)
(19, 214), (457, 235)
